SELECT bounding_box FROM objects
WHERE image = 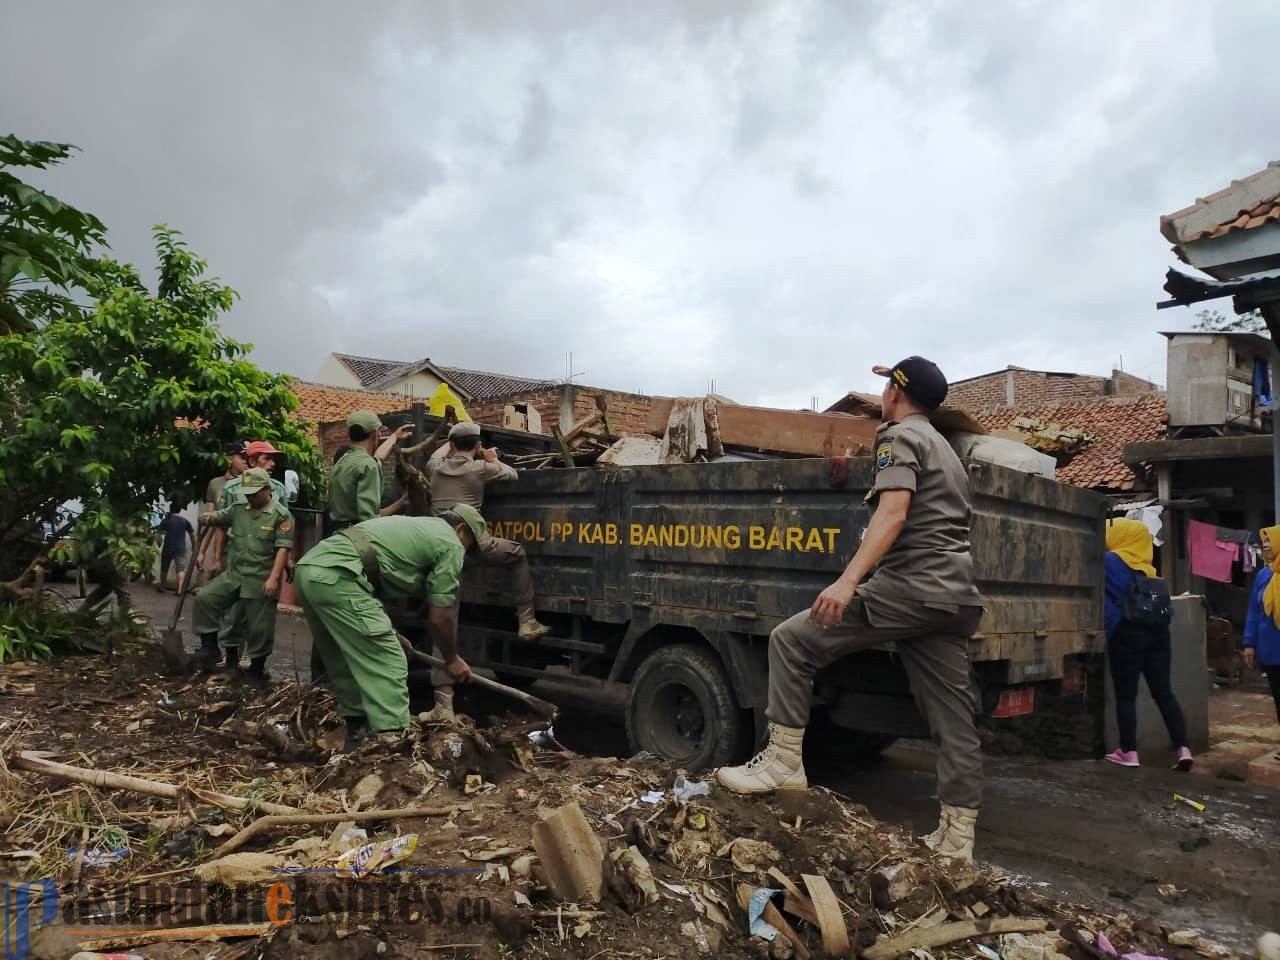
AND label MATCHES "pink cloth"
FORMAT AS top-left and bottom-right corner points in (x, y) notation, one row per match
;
(1187, 519), (1237, 583)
